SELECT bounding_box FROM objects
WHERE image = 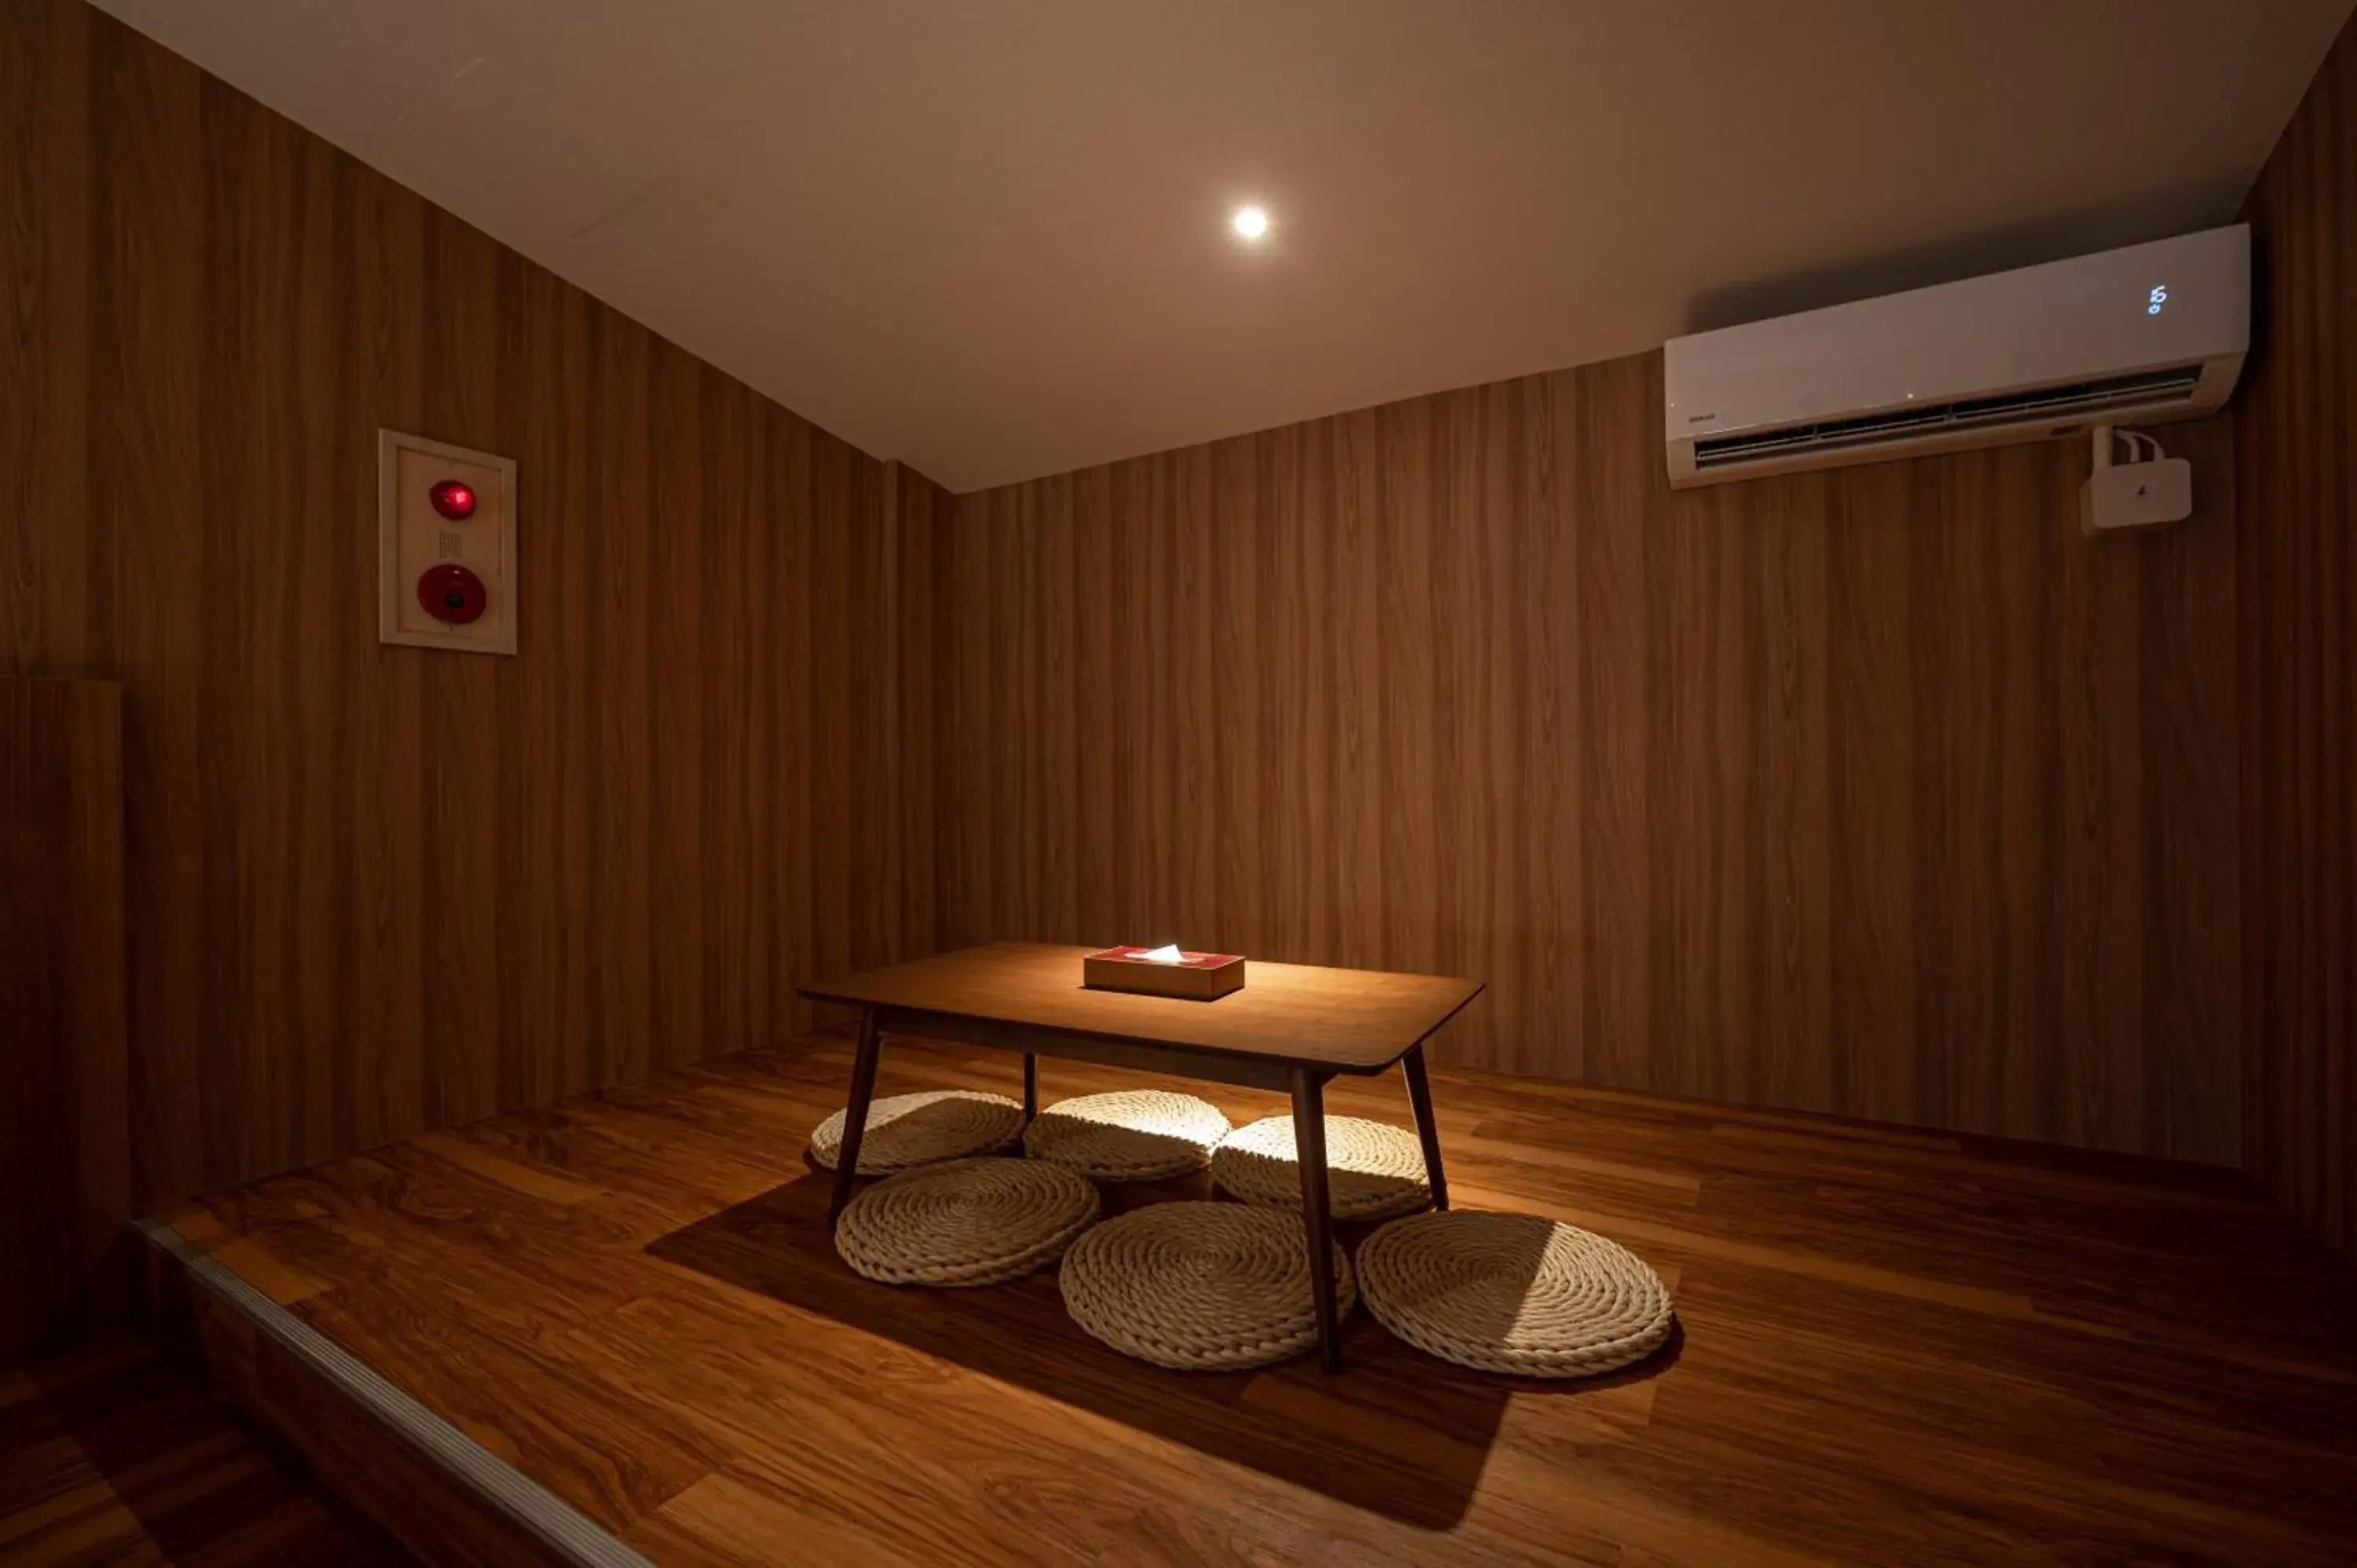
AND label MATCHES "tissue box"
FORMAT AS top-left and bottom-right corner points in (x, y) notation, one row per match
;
(1083, 946), (1247, 1001)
